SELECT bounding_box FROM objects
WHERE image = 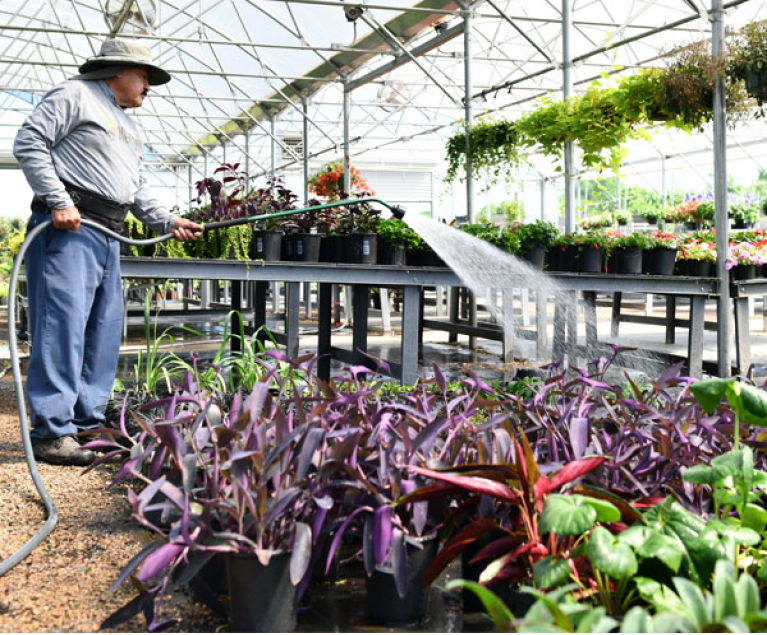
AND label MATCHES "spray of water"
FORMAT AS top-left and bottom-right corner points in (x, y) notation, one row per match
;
(403, 214), (669, 377)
